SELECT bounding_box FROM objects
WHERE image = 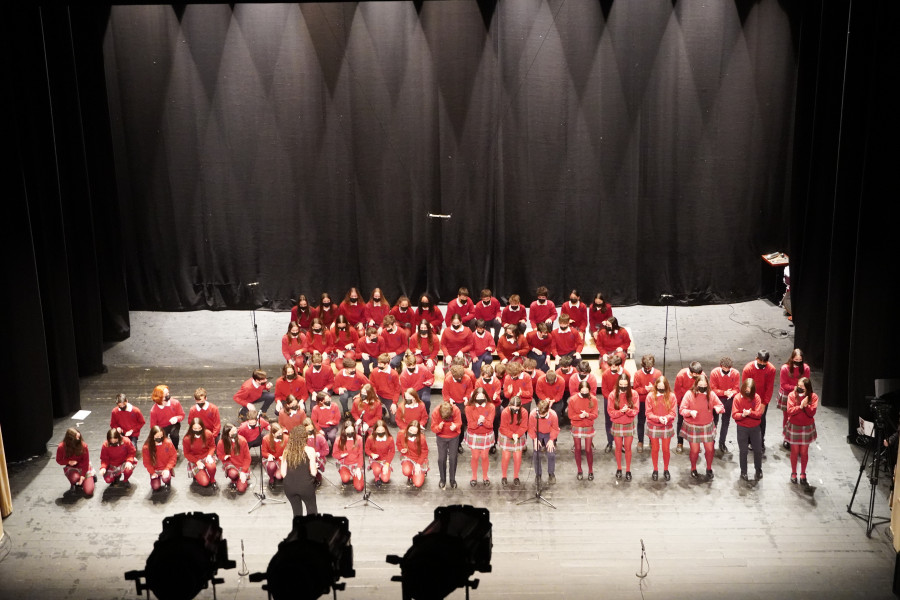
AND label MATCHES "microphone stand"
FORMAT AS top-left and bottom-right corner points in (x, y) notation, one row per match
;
(344, 428), (384, 511)
(635, 538), (649, 579)
(249, 436), (286, 514)
(517, 410), (556, 509)
(248, 282), (262, 370)
(660, 295), (673, 378)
